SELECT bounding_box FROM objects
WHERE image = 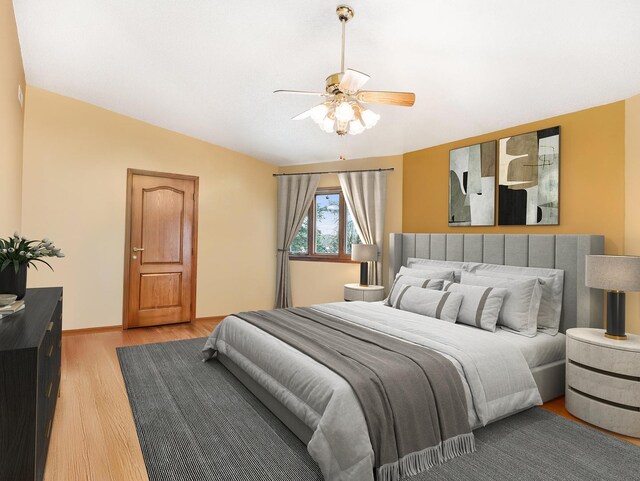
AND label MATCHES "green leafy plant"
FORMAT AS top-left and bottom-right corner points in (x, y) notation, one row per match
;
(0, 232), (65, 273)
